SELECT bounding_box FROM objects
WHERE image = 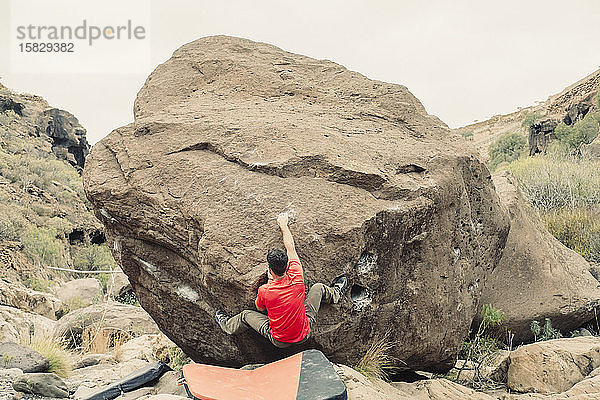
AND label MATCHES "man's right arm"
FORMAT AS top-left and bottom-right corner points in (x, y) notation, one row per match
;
(277, 212), (298, 261)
